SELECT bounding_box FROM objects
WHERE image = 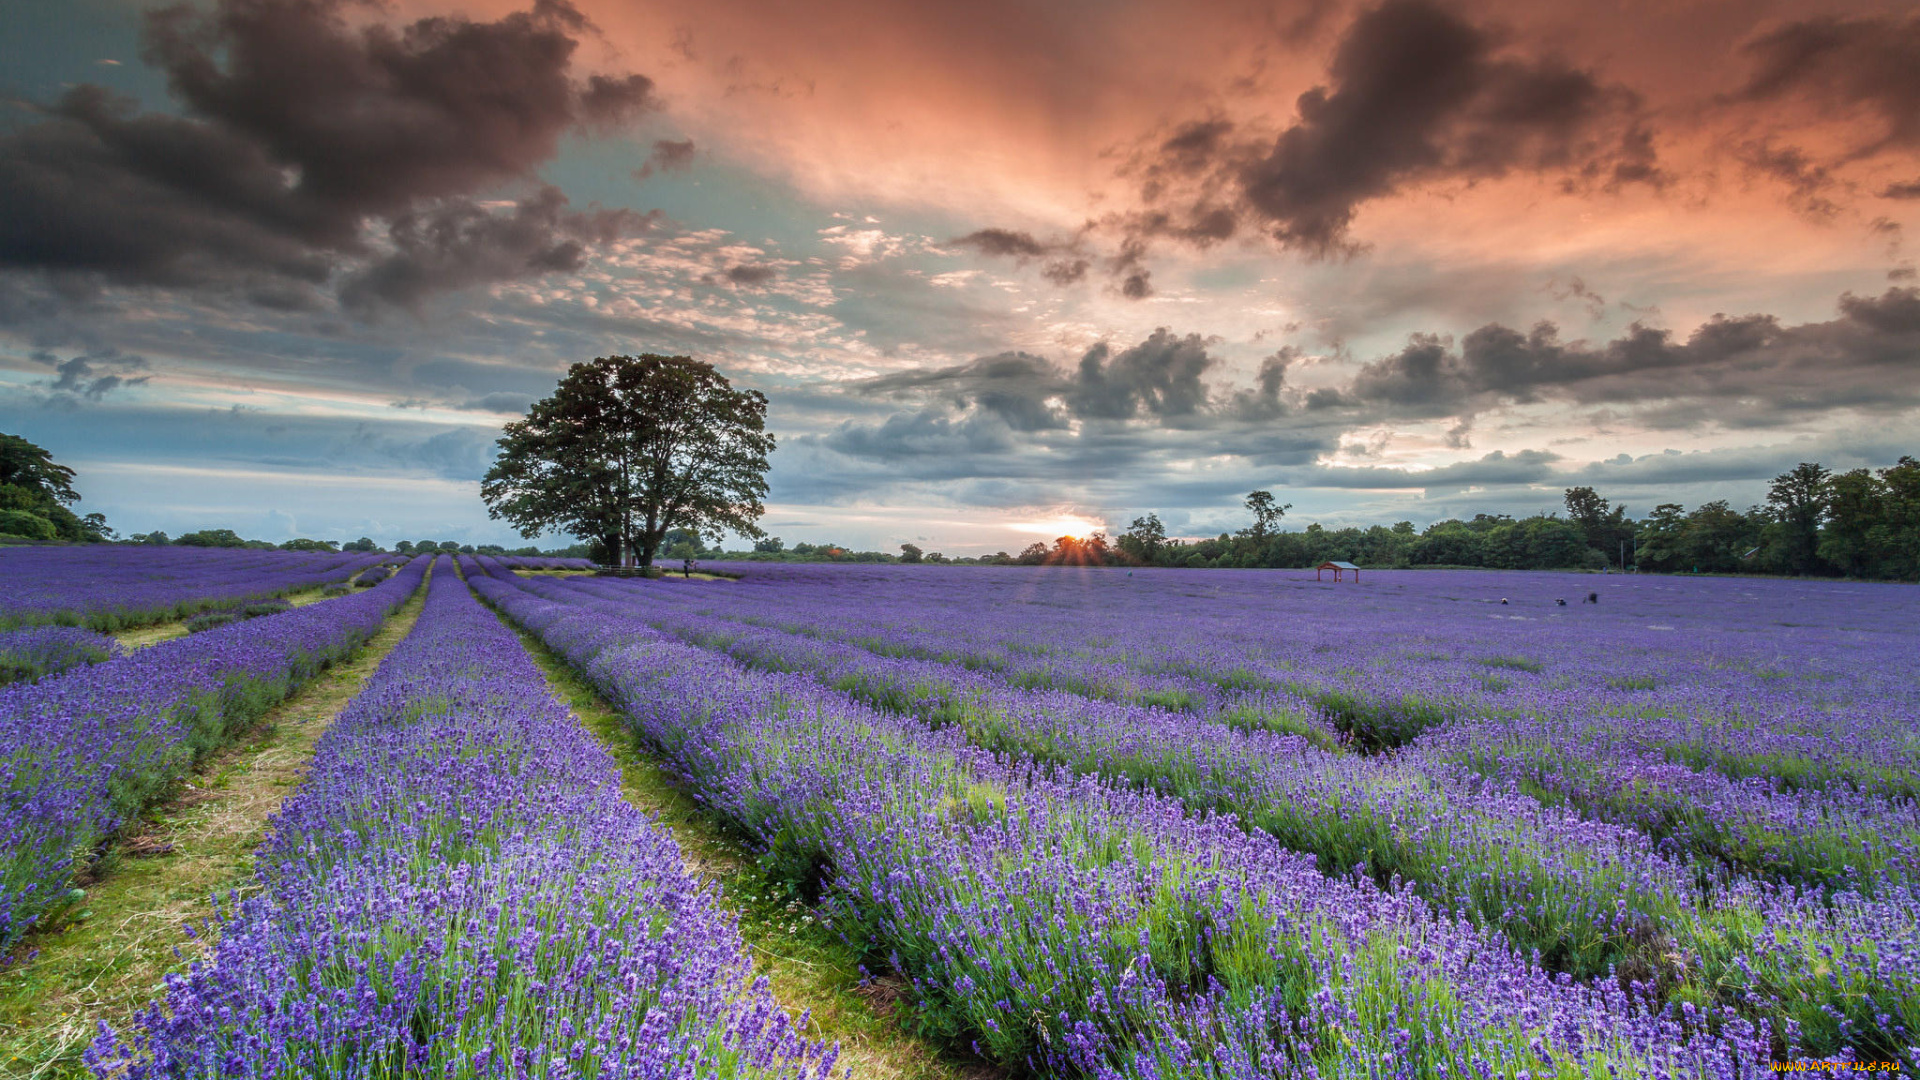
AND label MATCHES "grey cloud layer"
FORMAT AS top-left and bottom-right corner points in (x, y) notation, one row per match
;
(1329, 286), (1920, 423)
(792, 285), (1918, 511)
(852, 328), (1255, 435)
